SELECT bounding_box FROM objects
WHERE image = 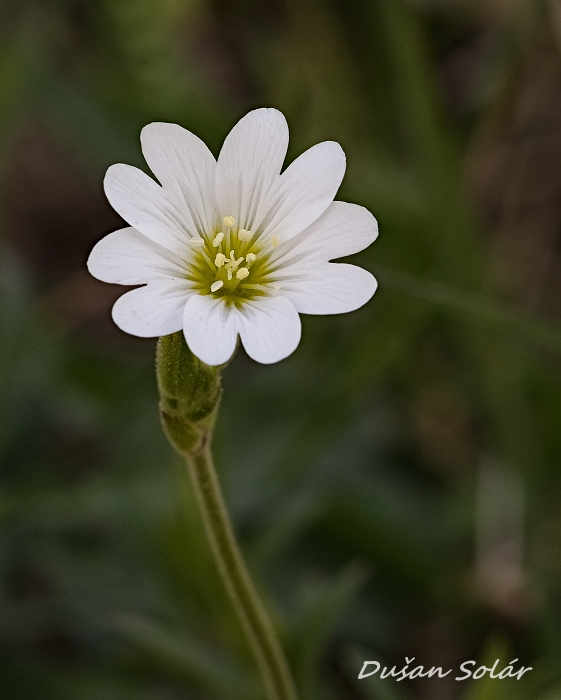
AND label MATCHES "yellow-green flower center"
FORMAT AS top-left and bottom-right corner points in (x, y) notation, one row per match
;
(185, 216), (276, 306)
